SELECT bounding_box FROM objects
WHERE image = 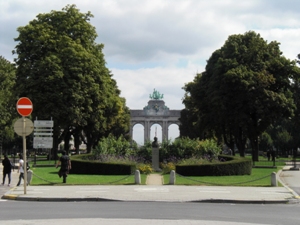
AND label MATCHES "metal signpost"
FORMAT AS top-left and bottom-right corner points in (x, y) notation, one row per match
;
(15, 97), (33, 194)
